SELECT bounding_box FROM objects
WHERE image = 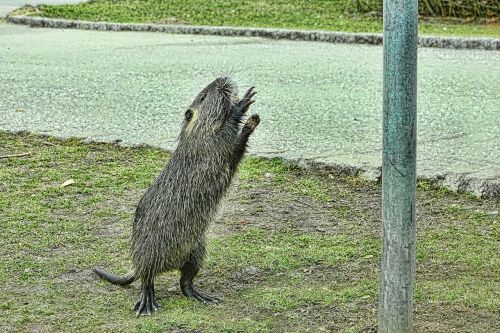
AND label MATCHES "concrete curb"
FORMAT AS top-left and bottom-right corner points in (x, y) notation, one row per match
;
(7, 15), (500, 51)
(440, 173), (499, 198)
(266, 155), (499, 199)
(4, 128), (499, 198)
